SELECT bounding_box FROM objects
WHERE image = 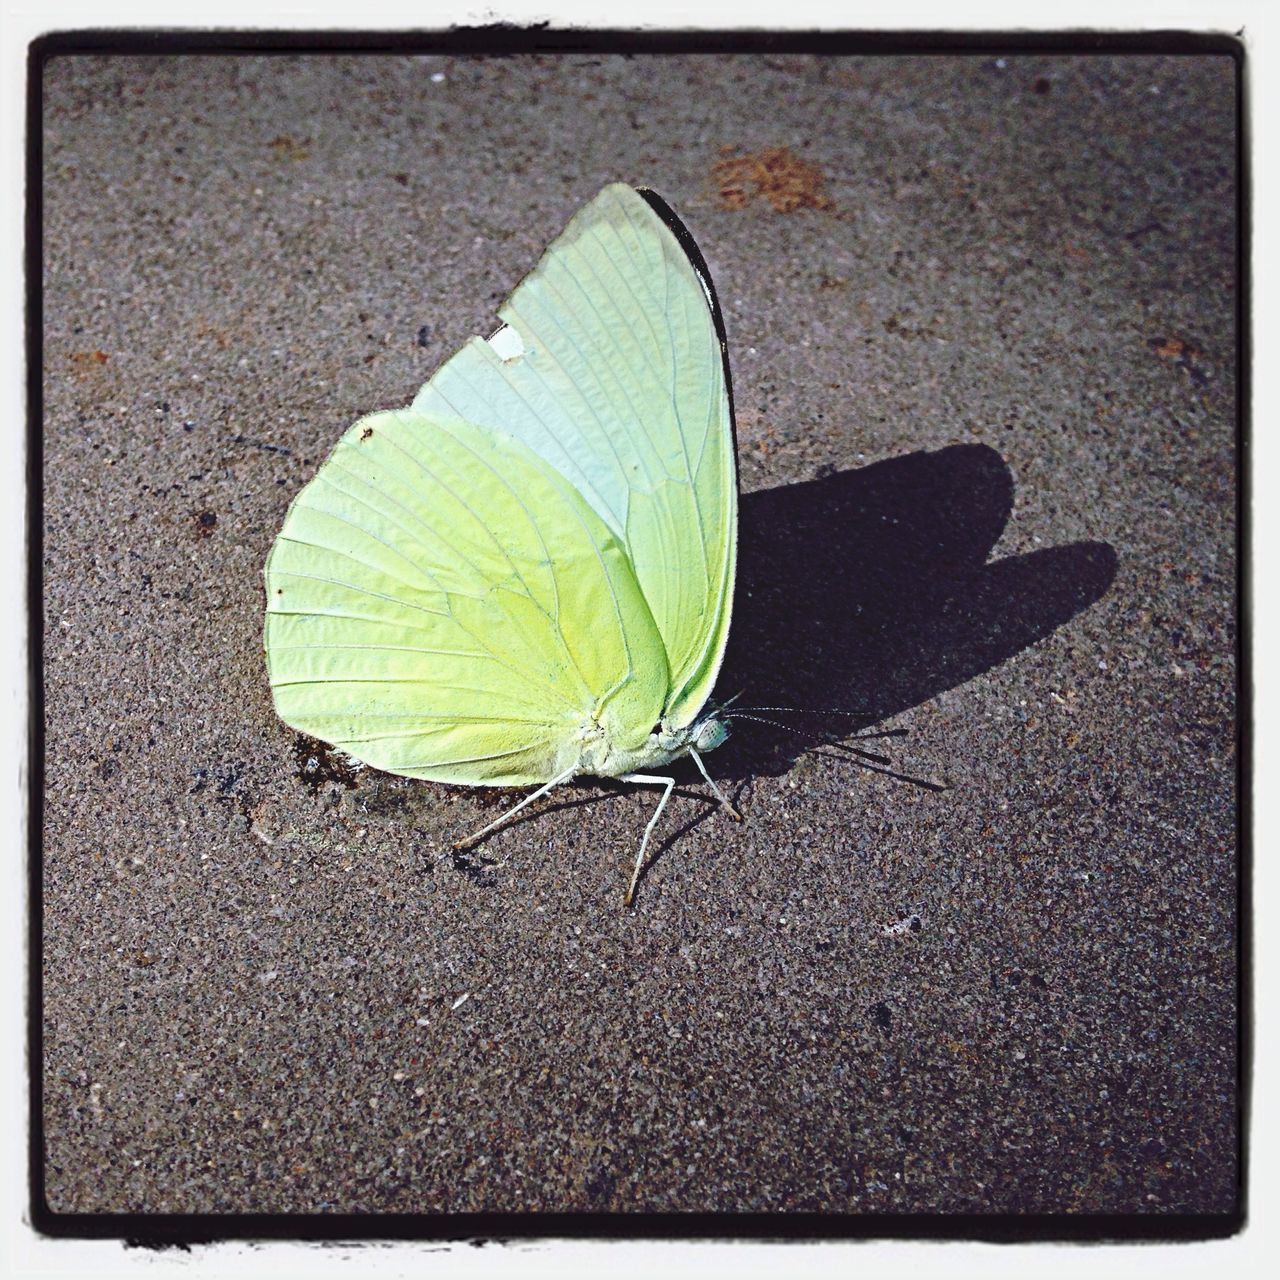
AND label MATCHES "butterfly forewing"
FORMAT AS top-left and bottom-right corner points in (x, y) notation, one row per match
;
(411, 184), (737, 731)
